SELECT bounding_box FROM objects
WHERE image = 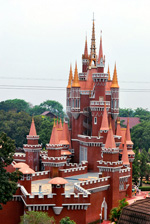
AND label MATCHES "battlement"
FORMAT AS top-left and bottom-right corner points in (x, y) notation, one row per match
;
(42, 156), (66, 161)
(59, 165), (87, 178)
(32, 170), (50, 181)
(98, 160), (123, 166)
(102, 147), (119, 153)
(119, 167), (131, 176)
(75, 176), (110, 193)
(14, 153), (26, 158)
